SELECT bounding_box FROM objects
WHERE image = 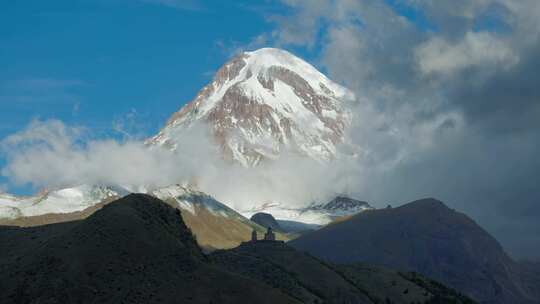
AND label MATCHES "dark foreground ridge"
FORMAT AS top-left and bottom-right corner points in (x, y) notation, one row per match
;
(1, 194), (476, 304)
(290, 198), (540, 304)
(212, 241), (476, 304)
(0, 194), (296, 304)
